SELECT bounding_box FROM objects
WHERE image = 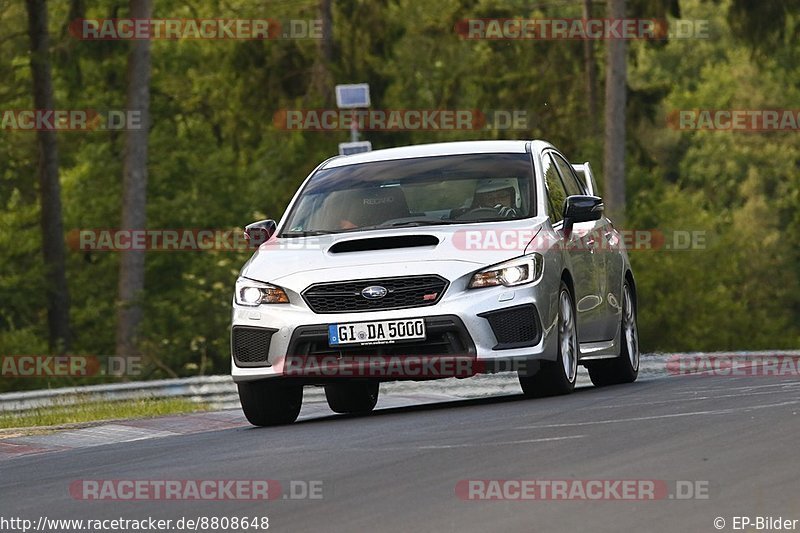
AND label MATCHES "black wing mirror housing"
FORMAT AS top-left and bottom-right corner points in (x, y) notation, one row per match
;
(562, 195), (603, 234)
(244, 219), (277, 246)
